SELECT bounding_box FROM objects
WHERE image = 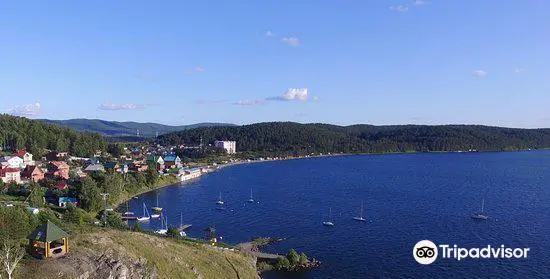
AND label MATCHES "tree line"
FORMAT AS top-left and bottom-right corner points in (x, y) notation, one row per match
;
(0, 114), (106, 157)
(157, 122), (550, 156)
